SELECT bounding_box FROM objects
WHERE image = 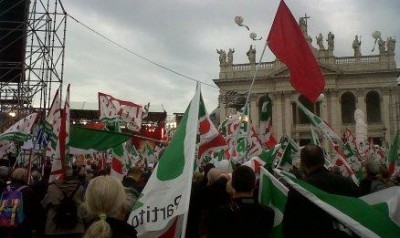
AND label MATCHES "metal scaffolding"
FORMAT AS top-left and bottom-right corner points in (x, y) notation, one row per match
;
(0, 0), (66, 130)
